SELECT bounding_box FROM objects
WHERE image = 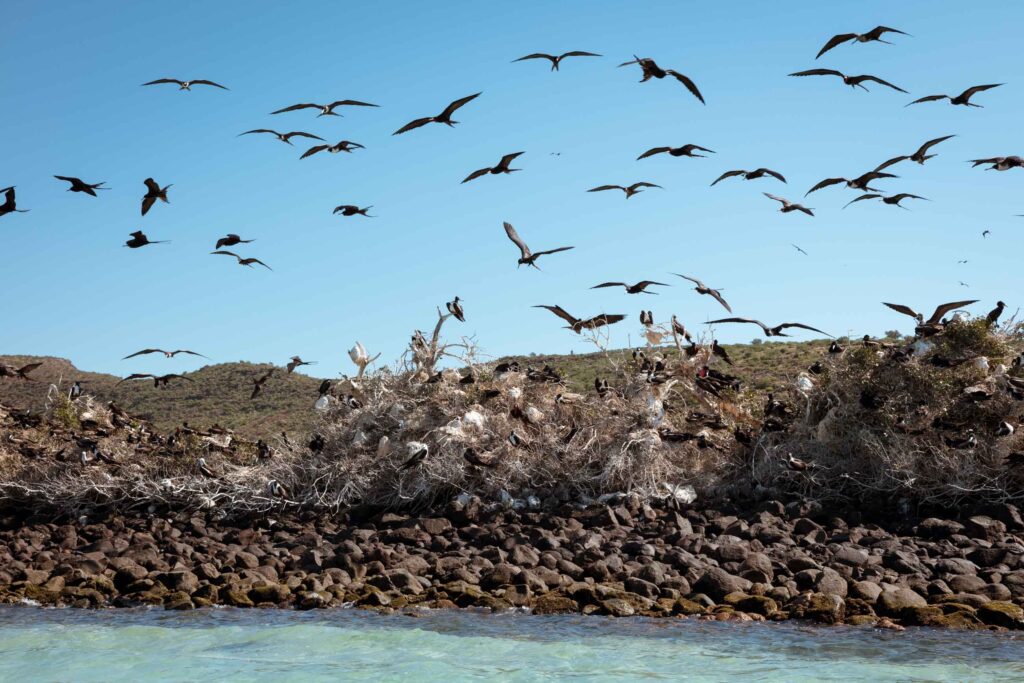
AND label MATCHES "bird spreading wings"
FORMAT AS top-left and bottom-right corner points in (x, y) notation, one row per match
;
(512, 51), (601, 70)
(211, 250), (272, 270)
(462, 152), (524, 183)
(882, 300), (978, 324)
(674, 274), (732, 312)
(393, 93), (481, 135)
(591, 280), (669, 294)
(534, 305), (626, 333)
(707, 317), (831, 338)
(142, 78), (228, 90)
(503, 222), (574, 268)
(711, 168), (786, 185)
(270, 100), (379, 116)
(764, 193), (814, 216)
(587, 182), (661, 198)
(873, 135), (956, 172)
(789, 69), (907, 93)
(816, 26), (909, 59)
(906, 84), (1002, 107)
(122, 349), (208, 360)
